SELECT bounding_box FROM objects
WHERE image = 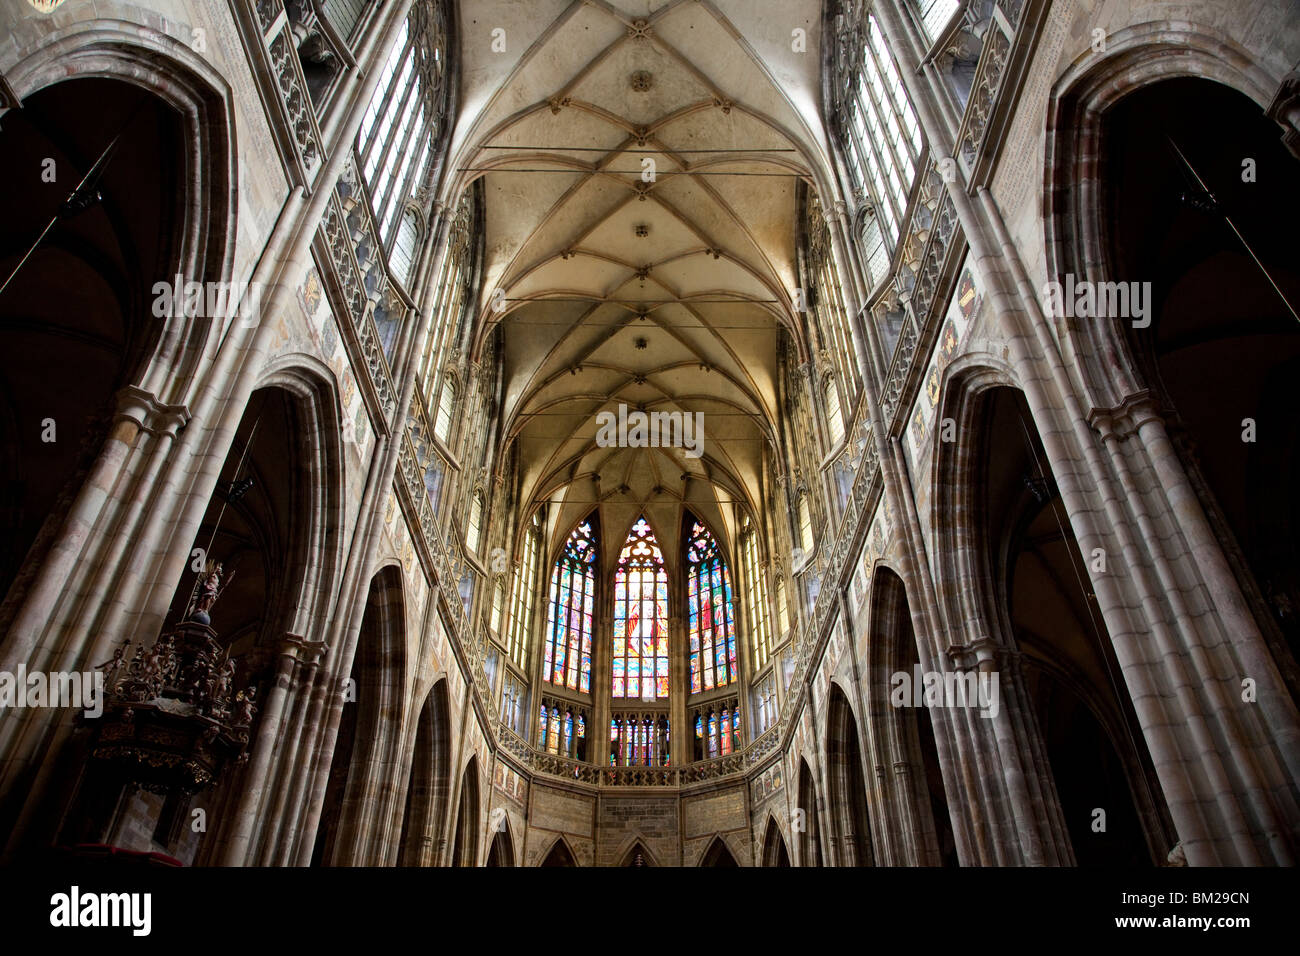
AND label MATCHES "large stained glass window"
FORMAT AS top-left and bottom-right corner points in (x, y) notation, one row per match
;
(543, 519), (596, 692)
(612, 518), (669, 700)
(686, 520), (737, 692)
